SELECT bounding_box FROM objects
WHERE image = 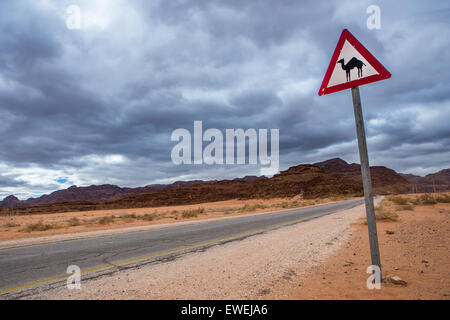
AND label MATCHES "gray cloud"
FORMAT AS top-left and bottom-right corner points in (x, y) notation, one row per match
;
(0, 0), (449, 199)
